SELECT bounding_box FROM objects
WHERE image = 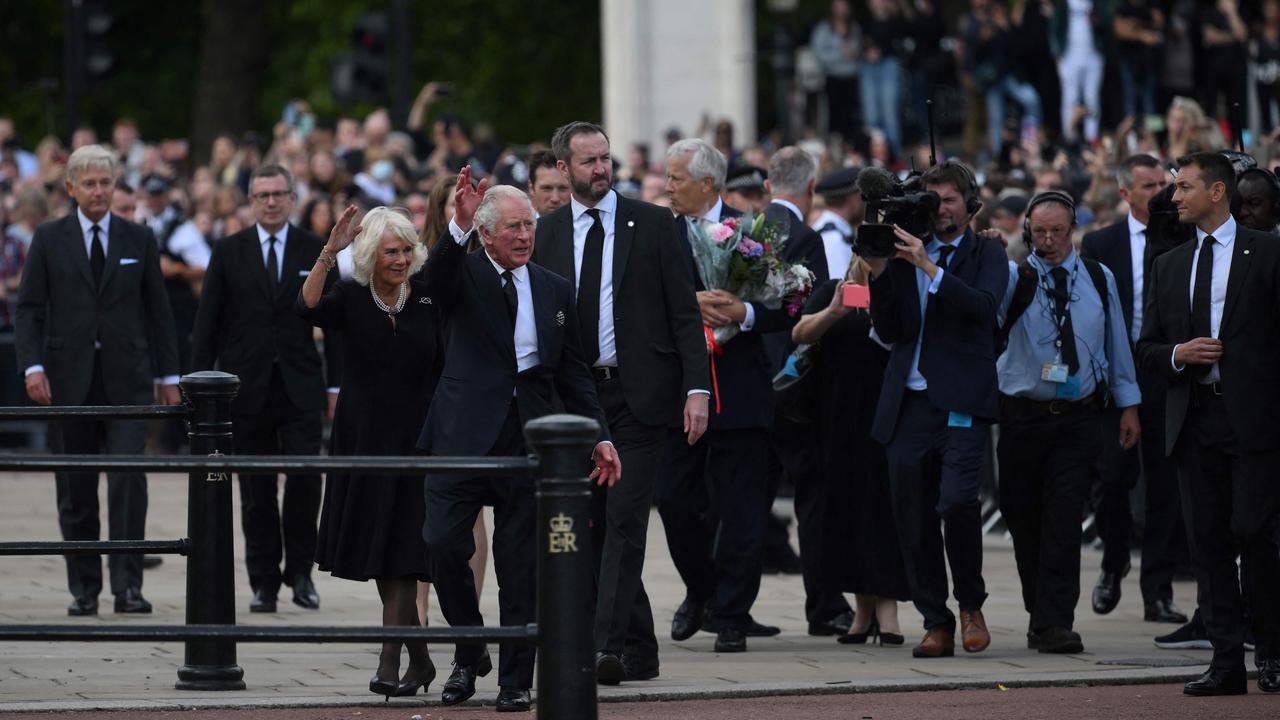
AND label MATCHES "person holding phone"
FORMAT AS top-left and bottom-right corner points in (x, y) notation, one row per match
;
(792, 257), (908, 647)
